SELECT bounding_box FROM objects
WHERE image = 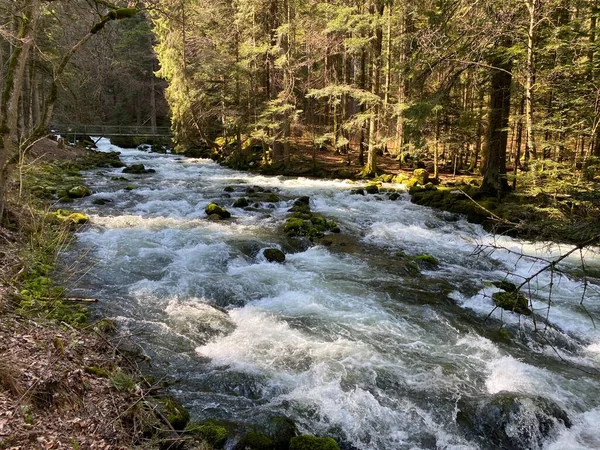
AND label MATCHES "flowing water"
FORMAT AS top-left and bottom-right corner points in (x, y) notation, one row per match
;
(61, 139), (600, 449)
